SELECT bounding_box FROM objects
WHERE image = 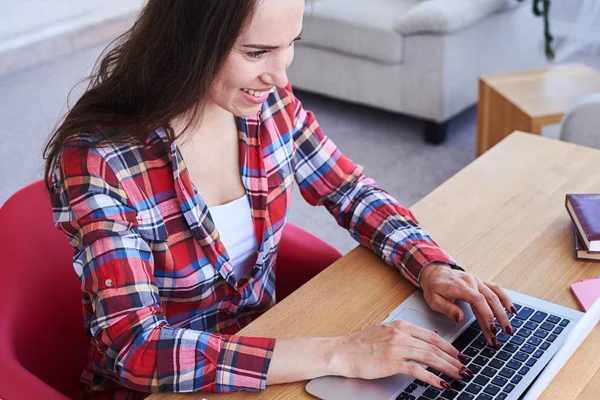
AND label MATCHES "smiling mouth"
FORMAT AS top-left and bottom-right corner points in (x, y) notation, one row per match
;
(241, 87), (274, 98)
